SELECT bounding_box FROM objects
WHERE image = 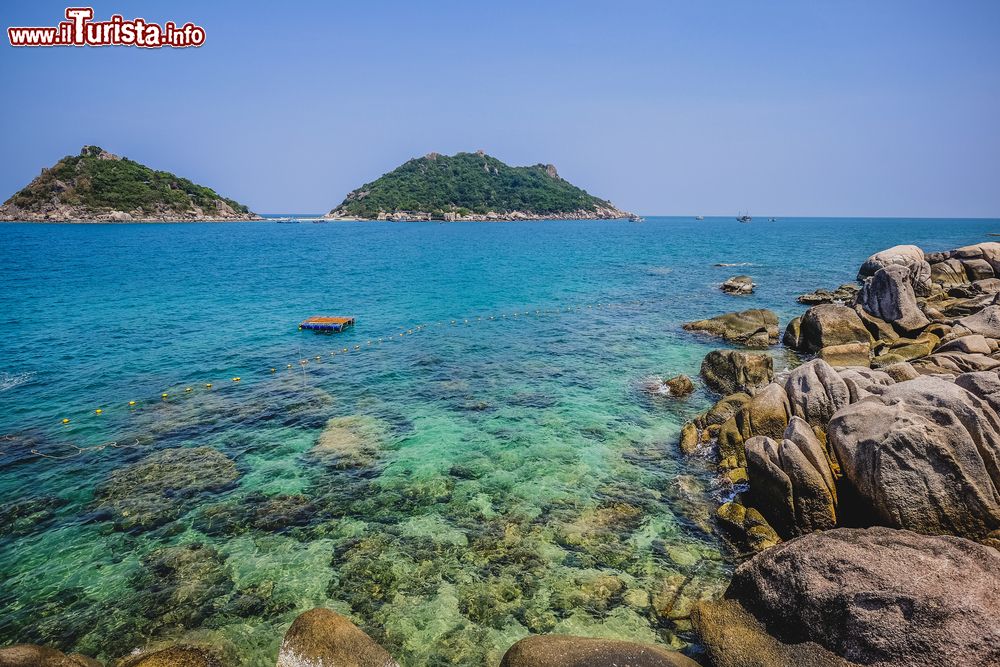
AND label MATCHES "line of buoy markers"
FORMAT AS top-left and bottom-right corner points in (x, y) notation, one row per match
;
(50, 298), (645, 428)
